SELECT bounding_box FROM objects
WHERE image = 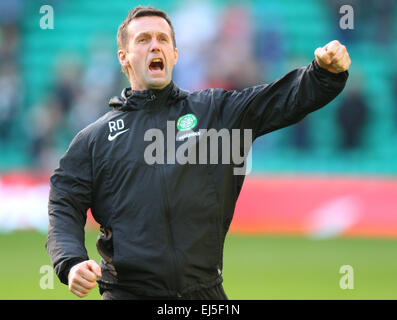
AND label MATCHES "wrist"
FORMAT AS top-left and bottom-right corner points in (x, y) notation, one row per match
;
(312, 59), (348, 80)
